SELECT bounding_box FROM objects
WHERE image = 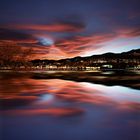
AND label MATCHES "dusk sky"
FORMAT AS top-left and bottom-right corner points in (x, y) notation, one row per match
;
(0, 0), (140, 59)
